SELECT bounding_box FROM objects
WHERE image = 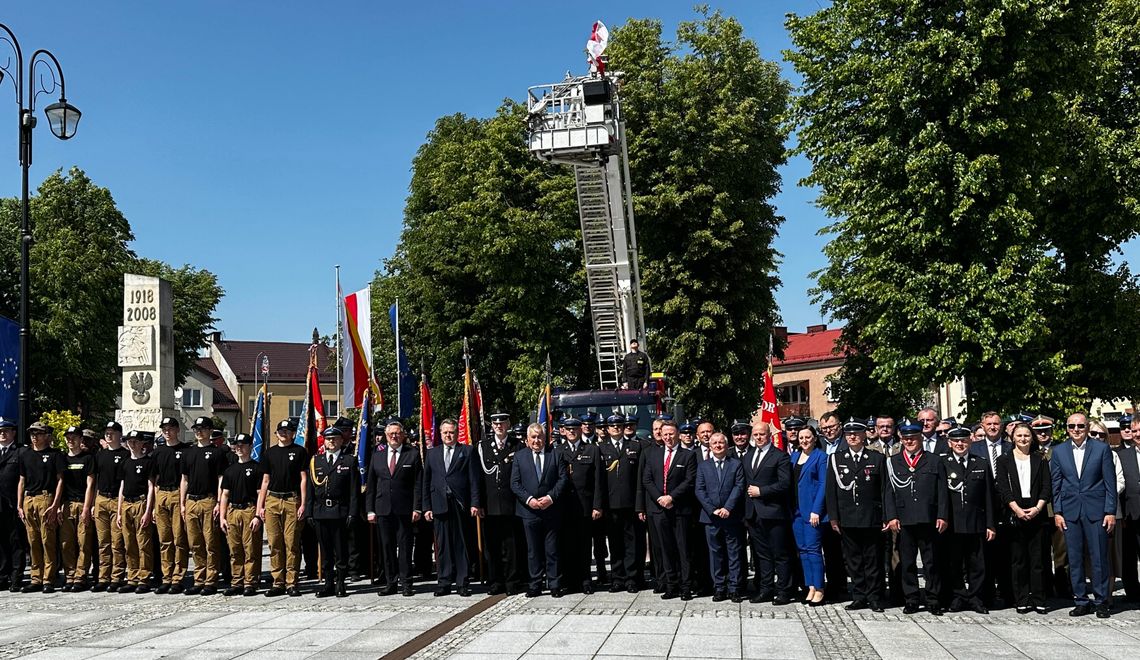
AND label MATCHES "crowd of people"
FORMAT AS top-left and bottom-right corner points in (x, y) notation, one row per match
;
(1, 405), (1138, 620)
